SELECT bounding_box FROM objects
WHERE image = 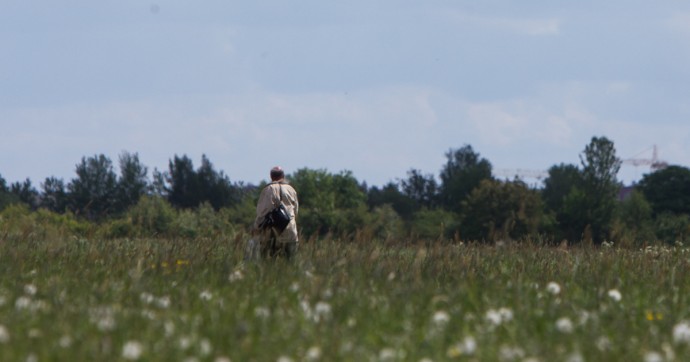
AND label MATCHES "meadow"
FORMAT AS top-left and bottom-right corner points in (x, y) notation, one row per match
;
(1, 235), (689, 362)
